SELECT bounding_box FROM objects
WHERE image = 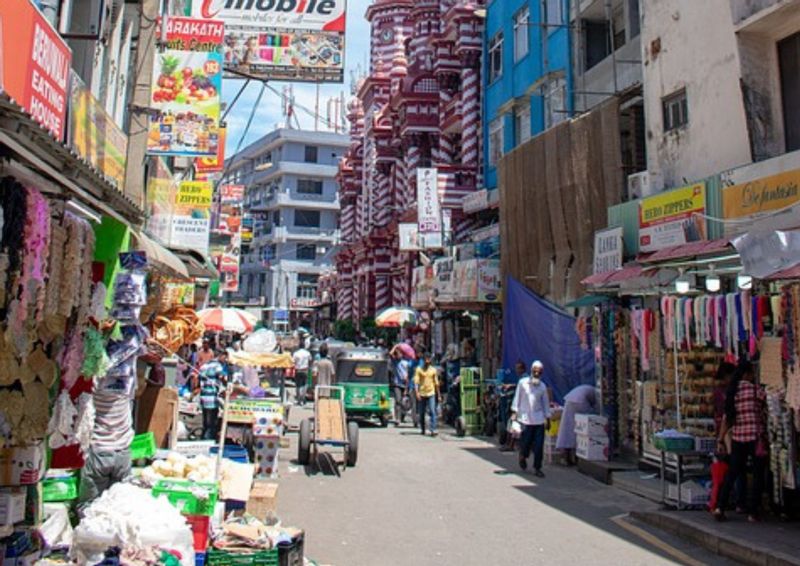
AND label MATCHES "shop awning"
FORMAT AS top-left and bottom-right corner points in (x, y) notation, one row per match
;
(764, 263), (800, 281)
(638, 237), (734, 264)
(581, 264), (647, 287)
(132, 231), (190, 280)
(171, 248), (219, 280)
